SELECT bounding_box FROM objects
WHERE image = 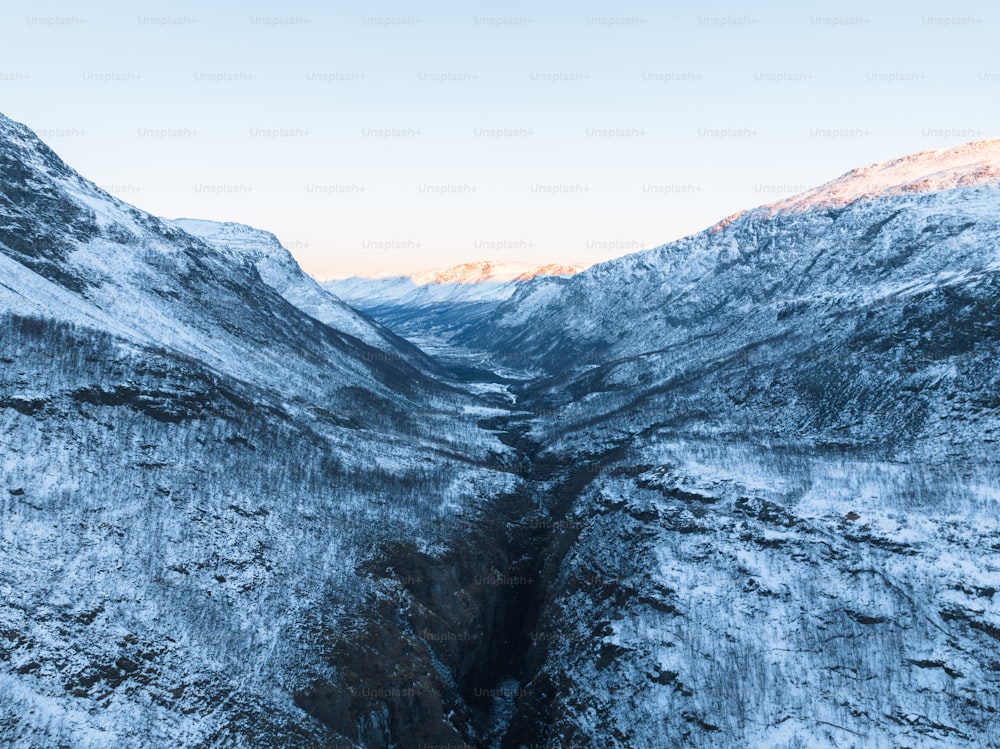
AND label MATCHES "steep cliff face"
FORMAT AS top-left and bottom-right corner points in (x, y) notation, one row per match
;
(493, 437), (1000, 748)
